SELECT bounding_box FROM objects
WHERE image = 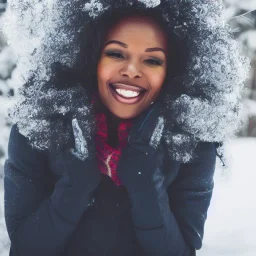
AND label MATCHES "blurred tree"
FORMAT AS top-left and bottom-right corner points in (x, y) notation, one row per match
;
(0, 0), (6, 14)
(224, 0), (256, 137)
(0, 6), (16, 166)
